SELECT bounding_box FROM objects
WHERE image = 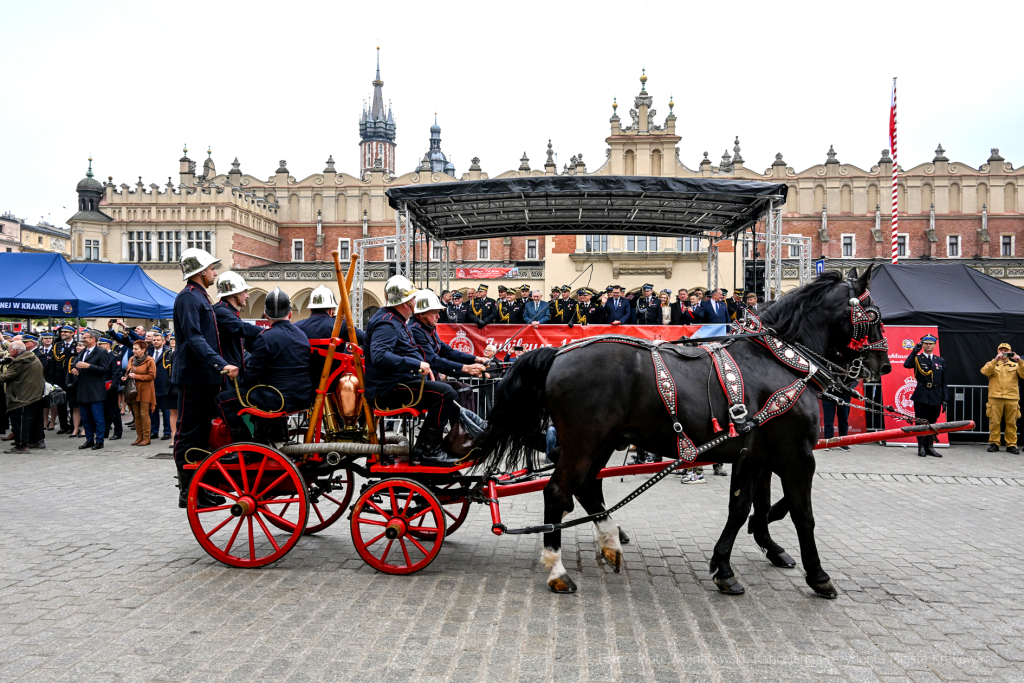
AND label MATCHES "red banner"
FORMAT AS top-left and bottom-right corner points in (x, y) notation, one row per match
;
(455, 267), (518, 280)
(436, 324), (709, 356)
(880, 325), (945, 444)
